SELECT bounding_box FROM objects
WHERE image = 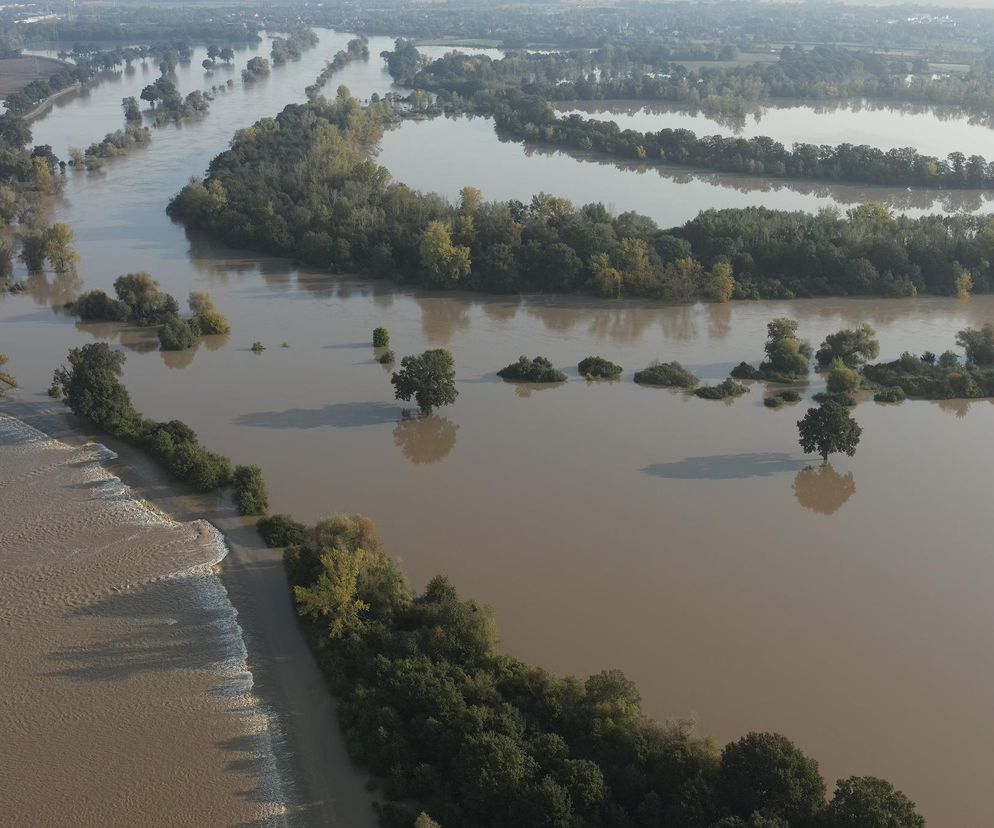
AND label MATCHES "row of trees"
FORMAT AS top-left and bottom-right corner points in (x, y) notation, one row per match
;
(281, 510), (921, 827)
(307, 37), (369, 99)
(48, 342), (268, 512)
(387, 44), (994, 190)
(168, 92), (994, 301)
